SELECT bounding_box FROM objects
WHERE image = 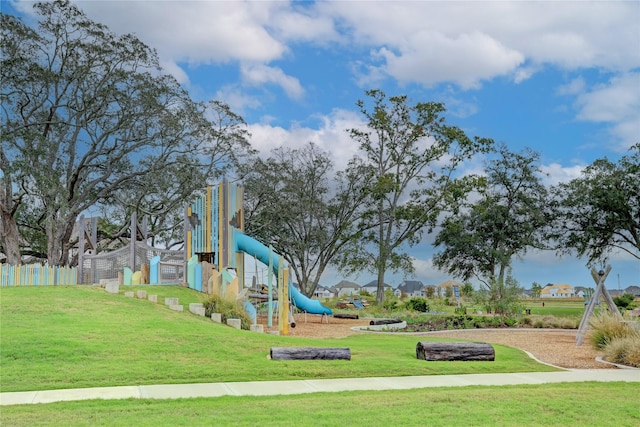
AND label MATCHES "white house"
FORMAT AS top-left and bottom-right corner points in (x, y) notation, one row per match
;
(540, 283), (575, 298)
(313, 285), (335, 299)
(361, 280), (392, 296)
(397, 280), (425, 297)
(333, 280), (361, 297)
